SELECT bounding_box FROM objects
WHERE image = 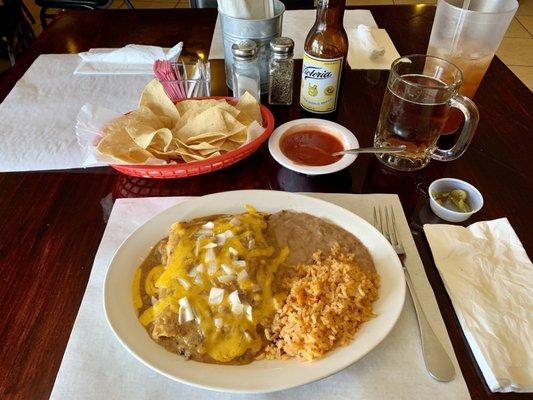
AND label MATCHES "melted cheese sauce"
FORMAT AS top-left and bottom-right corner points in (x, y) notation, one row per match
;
(132, 205), (289, 363)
